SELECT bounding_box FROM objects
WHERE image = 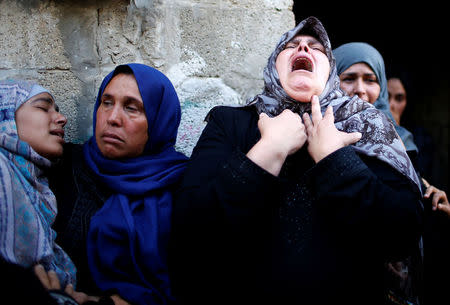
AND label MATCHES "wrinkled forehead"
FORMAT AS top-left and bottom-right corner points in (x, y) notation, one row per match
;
(286, 21), (328, 46)
(286, 34), (323, 46)
(276, 18), (333, 64)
